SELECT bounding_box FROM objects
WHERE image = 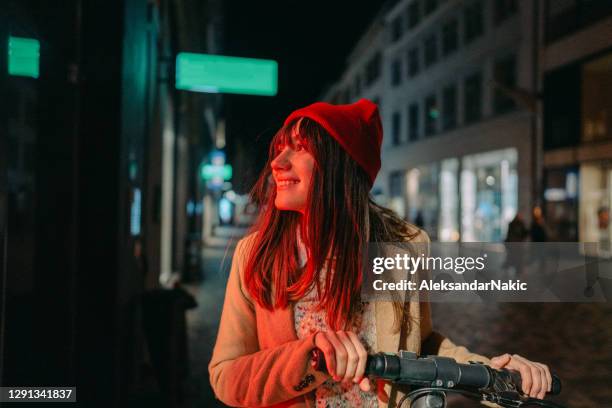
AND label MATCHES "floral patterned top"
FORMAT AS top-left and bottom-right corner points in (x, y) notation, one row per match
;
(293, 233), (379, 407)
